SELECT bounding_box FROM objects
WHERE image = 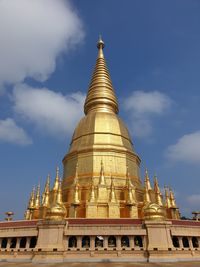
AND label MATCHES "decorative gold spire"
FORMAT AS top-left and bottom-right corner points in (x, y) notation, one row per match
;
(42, 175), (50, 207)
(144, 169), (152, 190)
(84, 36), (119, 115)
(125, 166), (136, 205)
(144, 186), (151, 205)
(109, 176), (117, 203)
(24, 187), (35, 220)
(99, 160), (106, 185)
(89, 177), (96, 202)
(73, 181), (80, 205)
(126, 166), (133, 188)
(45, 179), (66, 221)
(169, 188), (177, 208)
(53, 166), (59, 191)
(57, 180), (64, 205)
(34, 183), (40, 209)
(29, 186), (35, 209)
(164, 186), (171, 208)
(73, 162), (79, 186)
(154, 175), (163, 206)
